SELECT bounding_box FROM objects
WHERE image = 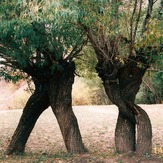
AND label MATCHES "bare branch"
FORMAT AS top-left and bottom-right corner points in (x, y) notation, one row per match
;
(84, 27), (109, 61)
(124, 12), (130, 39)
(153, 0), (159, 4)
(141, 0), (154, 35)
(158, 0), (163, 19)
(130, 0), (138, 54)
(142, 78), (161, 103)
(133, 0), (143, 41)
